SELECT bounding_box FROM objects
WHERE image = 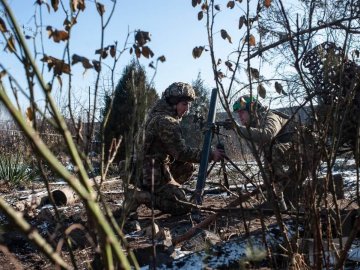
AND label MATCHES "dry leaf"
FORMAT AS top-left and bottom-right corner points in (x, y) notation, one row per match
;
(248, 67), (260, 80)
(220, 29), (232, 44)
(248, 34), (256, 46)
(275, 81), (287, 95)
(71, 54), (93, 69)
(135, 31), (151, 46)
(46, 26), (53, 37)
(101, 50), (108, 59)
(51, 0), (59, 11)
(239, 16), (246, 30)
(71, 54), (82, 65)
(63, 17), (77, 31)
(198, 11), (203, 20)
(191, 0), (198, 7)
(0, 70), (7, 80)
(215, 4), (220, 11)
(264, 0), (271, 8)
(96, 3), (105, 16)
(135, 46), (141, 58)
(95, 48), (108, 58)
(53, 30), (69, 43)
(46, 26), (69, 43)
(26, 107), (34, 122)
(71, 0), (85, 11)
(110, 45), (116, 58)
(63, 18), (71, 31)
(227, 1), (235, 9)
(82, 58), (93, 69)
(41, 55), (71, 75)
(141, 46), (154, 59)
(225, 61), (234, 72)
(157, 55), (166, 62)
(6, 35), (16, 52)
(92, 60), (101, 72)
(201, 3), (208, 11)
(35, 0), (50, 12)
(54, 61), (70, 75)
(0, 18), (8, 33)
(257, 84), (266, 98)
(216, 70), (226, 79)
(192, 46), (204, 59)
